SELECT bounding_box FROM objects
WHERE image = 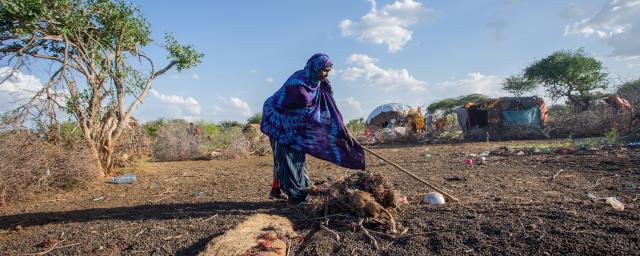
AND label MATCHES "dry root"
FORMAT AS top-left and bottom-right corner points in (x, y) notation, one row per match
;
(305, 172), (402, 235)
